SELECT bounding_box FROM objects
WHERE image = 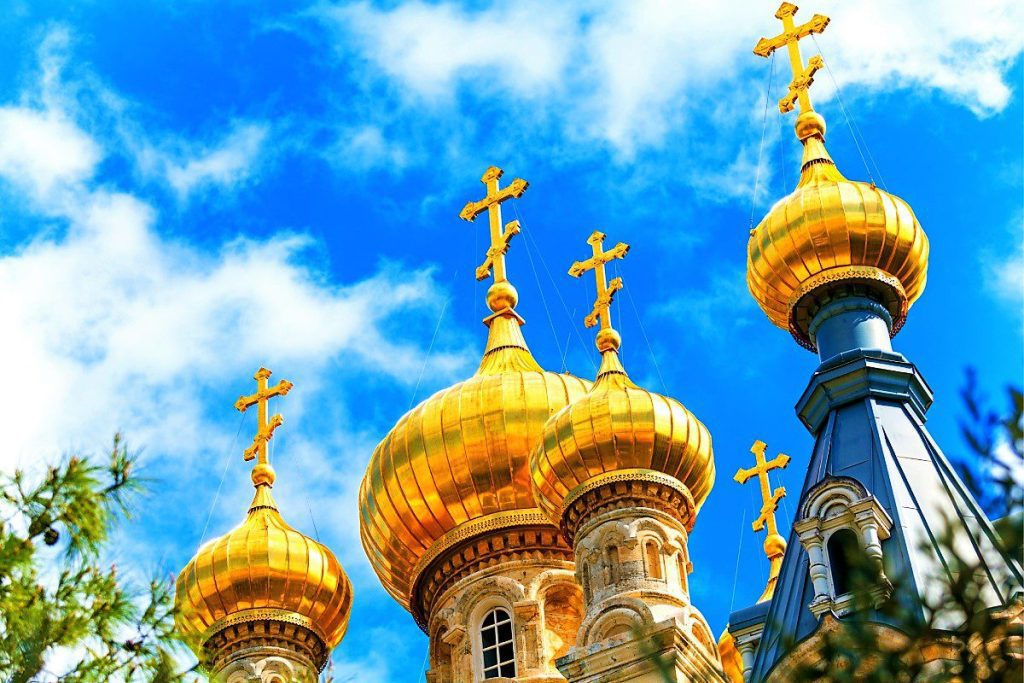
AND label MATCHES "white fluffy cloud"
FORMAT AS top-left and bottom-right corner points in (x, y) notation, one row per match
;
(0, 108), (101, 198)
(164, 122), (270, 197)
(323, 0), (1024, 153)
(0, 35), (470, 474)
